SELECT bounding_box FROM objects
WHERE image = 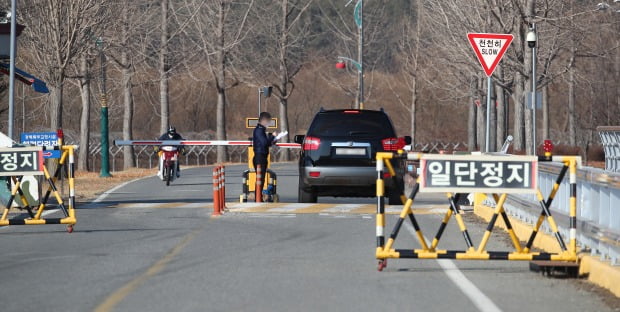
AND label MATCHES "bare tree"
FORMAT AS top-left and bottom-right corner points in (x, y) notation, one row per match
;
(249, 0), (313, 160)
(317, 0), (391, 110)
(120, 2), (136, 168)
(20, 0), (106, 130)
(78, 54), (91, 170)
(468, 77), (477, 151)
(181, 0), (254, 163)
(388, 0), (423, 146)
(159, 0), (170, 134)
